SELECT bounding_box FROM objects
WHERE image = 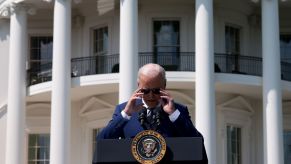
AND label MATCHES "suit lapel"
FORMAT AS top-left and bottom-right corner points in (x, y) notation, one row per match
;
(122, 106), (177, 138)
(123, 112), (144, 138)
